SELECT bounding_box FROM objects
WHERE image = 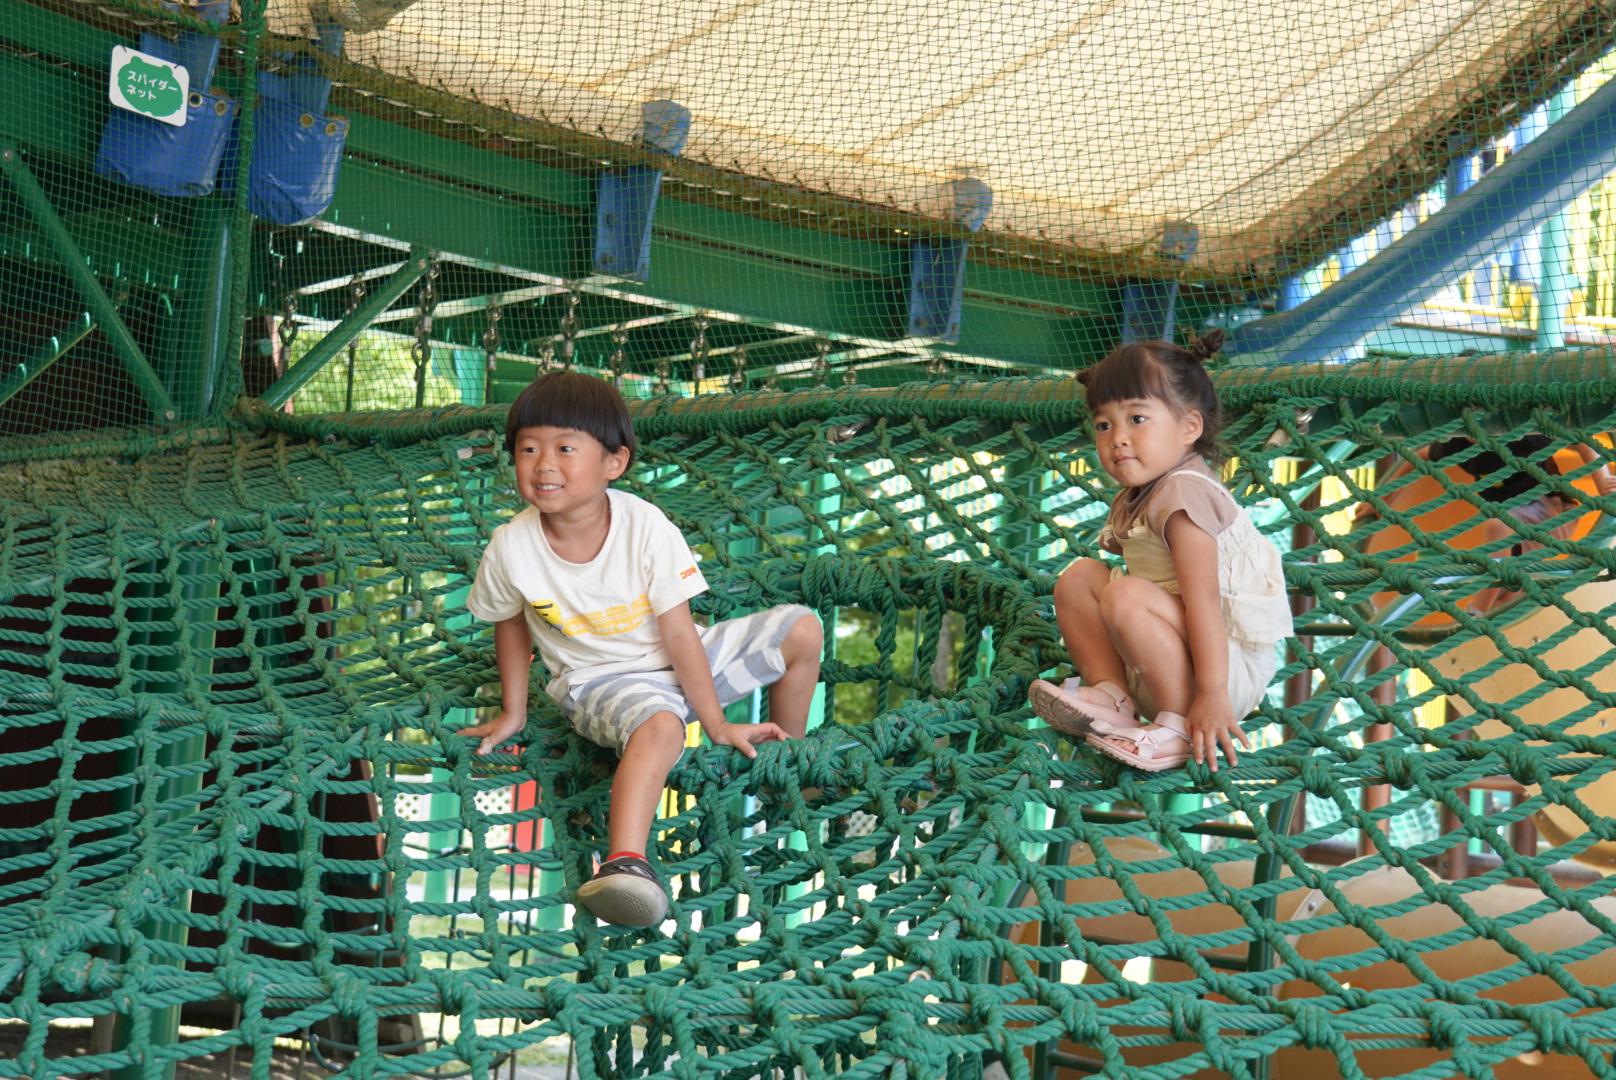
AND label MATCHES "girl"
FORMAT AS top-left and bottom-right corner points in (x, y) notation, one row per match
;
(1030, 330), (1292, 771)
